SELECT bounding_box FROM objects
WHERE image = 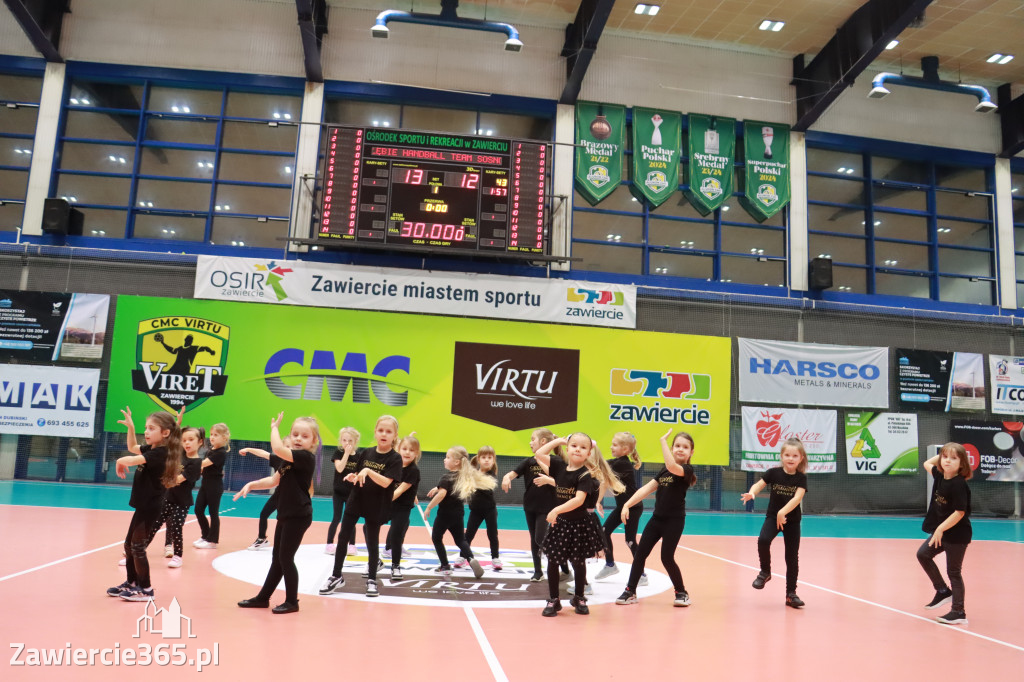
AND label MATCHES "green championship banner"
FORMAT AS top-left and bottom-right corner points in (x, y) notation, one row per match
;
(574, 101), (626, 205)
(684, 113), (735, 215)
(104, 296), (731, 464)
(630, 107), (681, 207)
(741, 121), (790, 222)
